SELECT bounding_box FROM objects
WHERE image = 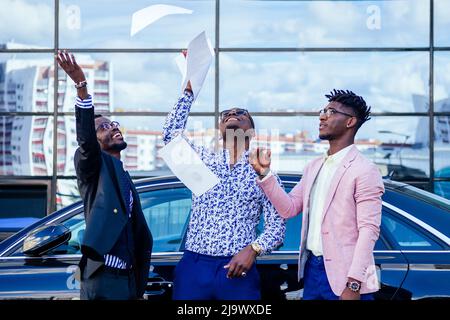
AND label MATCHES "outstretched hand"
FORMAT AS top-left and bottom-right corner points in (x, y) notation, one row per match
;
(249, 147), (272, 176)
(56, 50), (86, 84)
